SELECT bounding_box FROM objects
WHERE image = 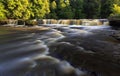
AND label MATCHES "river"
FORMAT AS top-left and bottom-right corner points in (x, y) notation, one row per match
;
(0, 23), (120, 76)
